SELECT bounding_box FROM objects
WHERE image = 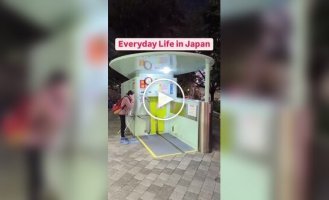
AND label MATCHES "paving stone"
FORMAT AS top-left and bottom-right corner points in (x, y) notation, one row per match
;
(155, 160), (169, 170)
(181, 158), (192, 165)
(150, 160), (160, 165)
(177, 179), (191, 187)
(152, 178), (165, 187)
(159, 172), (170, 181)
(173, 155), (184, 162)
(111, 171), (126, 181)
(140, 168), (152, 175)
(181, 174), (194, 182)
(174, 185), (188, 194)
(212, 192), (220, 200)
(167, 160), (180, 169)
(165, 156), (175, 161)
(194, 171), (207, 182)
(184, 167), (197, 175)
(108, 112), (219, 200)
(214, 182), (220, 193)
(141, 191), (156, 200)
(188, 184), (202, 194)
(198, 190), (213, 200)
(109, 184), (121, 193)
(160, 160), (170, 166)
(170, 160), (180, 165)
(146, 173), (158, 181)
(177, 164), (188, 170)
(198, 164), (209, 171)
(129, 166), (143, 174)
(127, 191), (142, 200)
(145, 163), (156, 170)
(136, 157), (144, 162)
(182, 169), (196, 181)
(156, 185), (175, 200)
(147, 184), (162, 194)
(134, 173), (146, 181)
(127, 179), (140, 188)
(184, 154), (195, 159)
(200, 186), (214, 195)
(183, 192), (198, 200)
(202, 154), (212, 162)
(152, 168), (163, 175)
(187, 179), (203, 194)
(203, 178), (216, 192)
(169, 191), (185, 200)
(187, 161), (201, 171)
(163, 168), (174, 175)
(165, 173), (181, 187)
(112, 180), (126, 188)
(112, 190), (130, 199)
(173, 168), (185, 176)
(128, 160), (139, 166)
(192, 155), (203, 162)
(212, 151), (220, 162)
(133, 184), (149, 194)
(140, 179), (153, 187)
(200, 161), (211, 167)
(139, 161), (150, 167)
